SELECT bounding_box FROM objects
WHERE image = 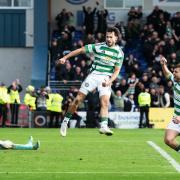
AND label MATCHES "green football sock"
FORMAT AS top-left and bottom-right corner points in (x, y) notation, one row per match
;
(13, 144), (34, 150)
(175, 145), (180, 152)
(63, 112), (73, 123)
(100, 117), (108, 126)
